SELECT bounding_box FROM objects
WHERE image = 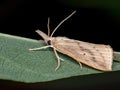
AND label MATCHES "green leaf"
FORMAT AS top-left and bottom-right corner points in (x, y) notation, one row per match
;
(0, 33), (120, 83)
